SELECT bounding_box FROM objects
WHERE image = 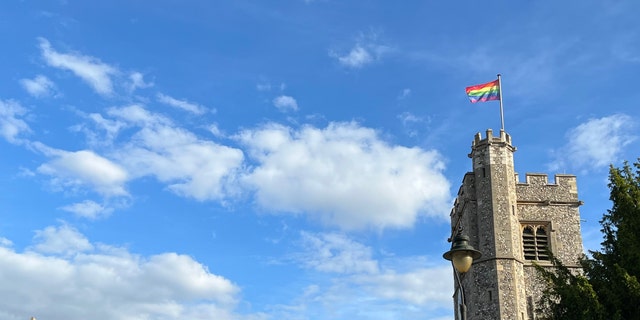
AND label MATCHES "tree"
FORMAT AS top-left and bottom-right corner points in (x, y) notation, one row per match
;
(583, 159), (640, 320)
(534, 256), (604, 320)
(536, 159), (640, 320)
